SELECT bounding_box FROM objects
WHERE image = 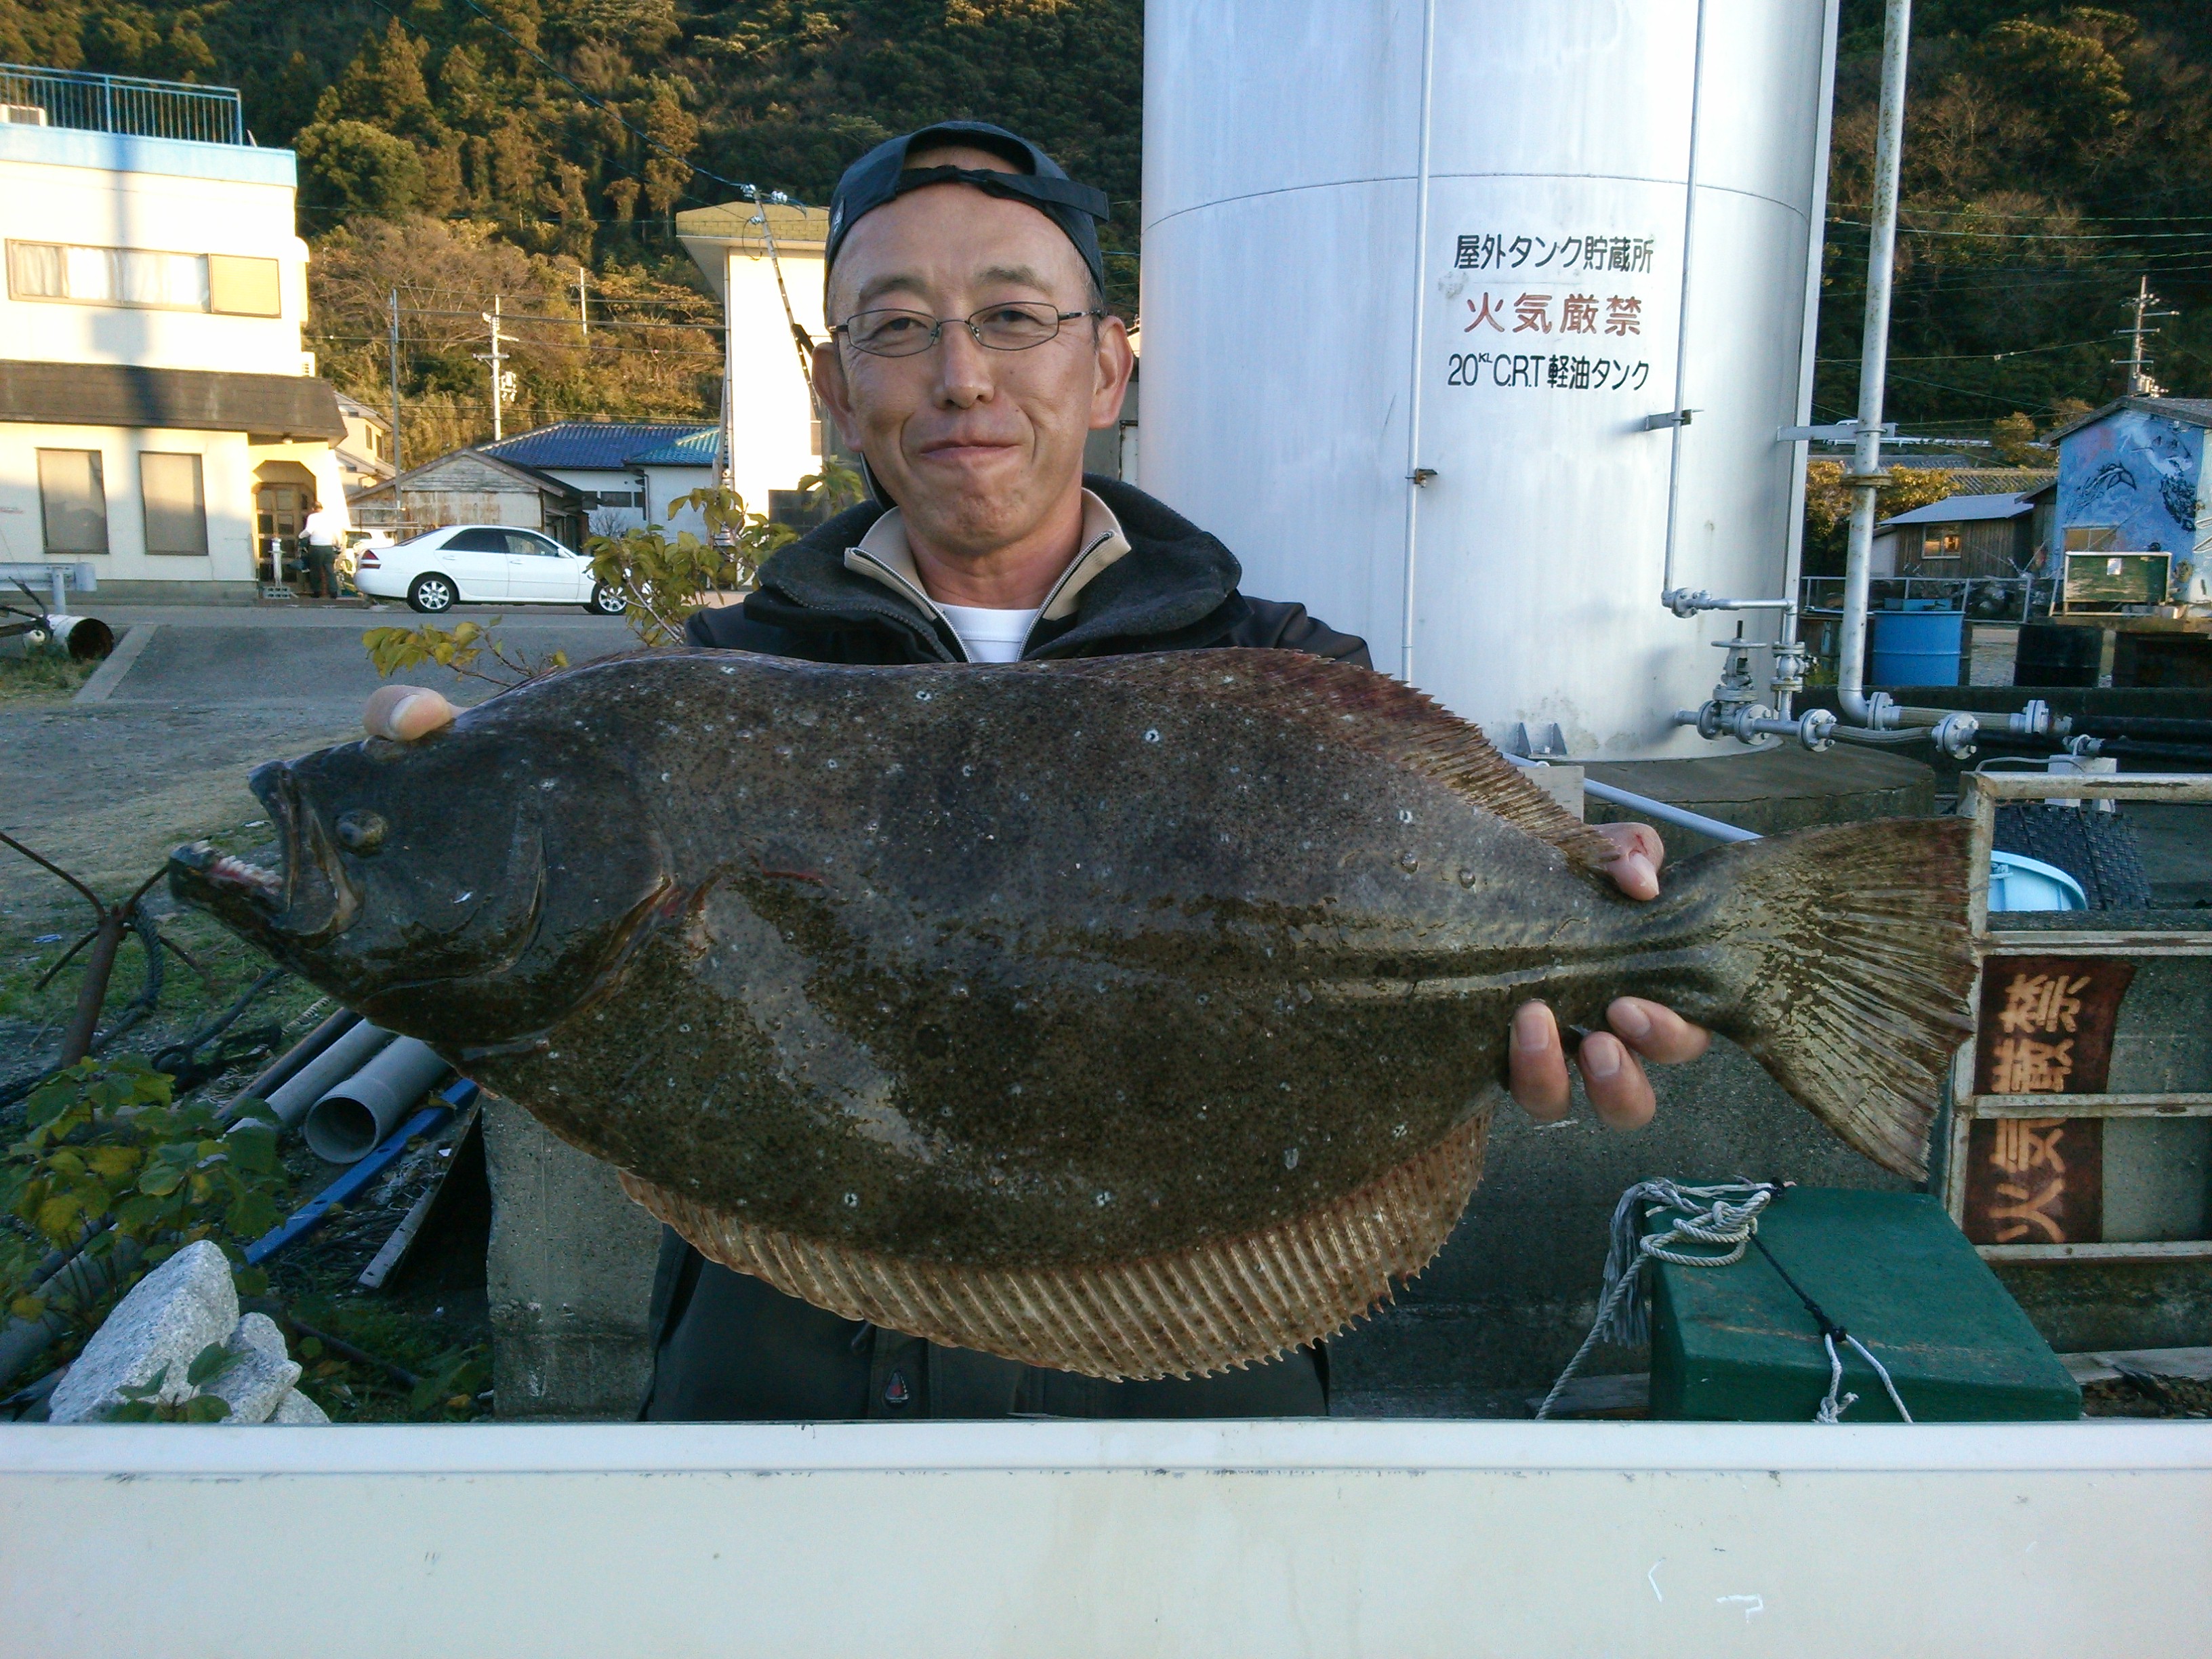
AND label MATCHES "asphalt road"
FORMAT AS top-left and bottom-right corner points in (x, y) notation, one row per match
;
(2, 602), (638, 912)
